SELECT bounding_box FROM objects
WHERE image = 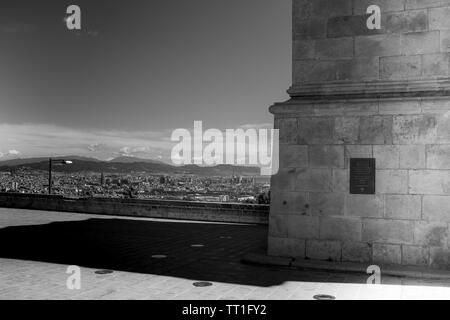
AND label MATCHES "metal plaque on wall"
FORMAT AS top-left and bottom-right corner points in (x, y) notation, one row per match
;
(350, 158), (376, 195)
